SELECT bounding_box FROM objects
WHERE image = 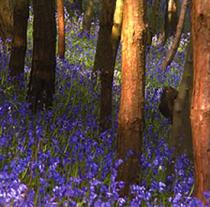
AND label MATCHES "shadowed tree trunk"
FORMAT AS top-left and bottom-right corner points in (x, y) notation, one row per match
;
(147, 0), (160, 46)
(167, 0), (178, 36)
(159, 0), (178, 45)
(172, 40), (193, 160)
(117, 0), (146, 196)
(9, 0), (29, 79)
(92, 0), (116, 131)
(57, 0), (65, 58)
(82, 0), (94, 34)
(191, 0), (210, 202)
(0, 0), (14, 40)
(27, 0), (56, 113)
